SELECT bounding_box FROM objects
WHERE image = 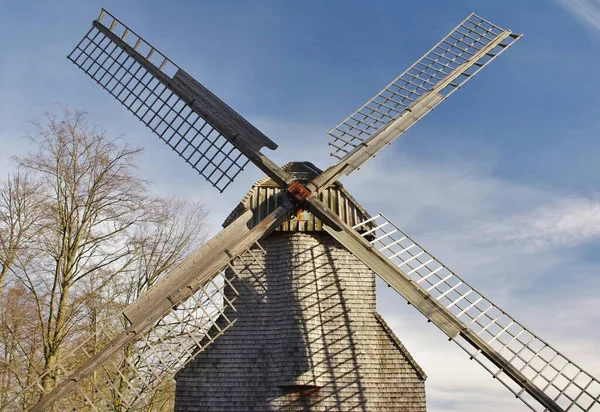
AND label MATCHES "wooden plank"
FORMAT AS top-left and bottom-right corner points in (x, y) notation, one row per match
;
(173, 70), (277, 151)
